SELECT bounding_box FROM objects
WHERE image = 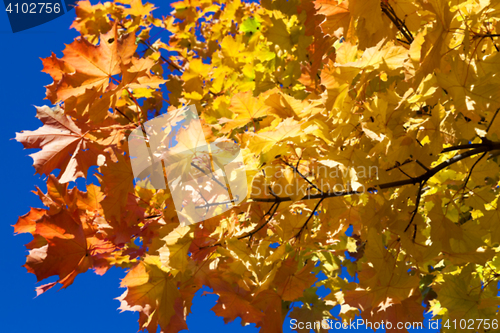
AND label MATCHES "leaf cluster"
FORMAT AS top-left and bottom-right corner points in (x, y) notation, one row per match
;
(14, 0), (500, 332)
